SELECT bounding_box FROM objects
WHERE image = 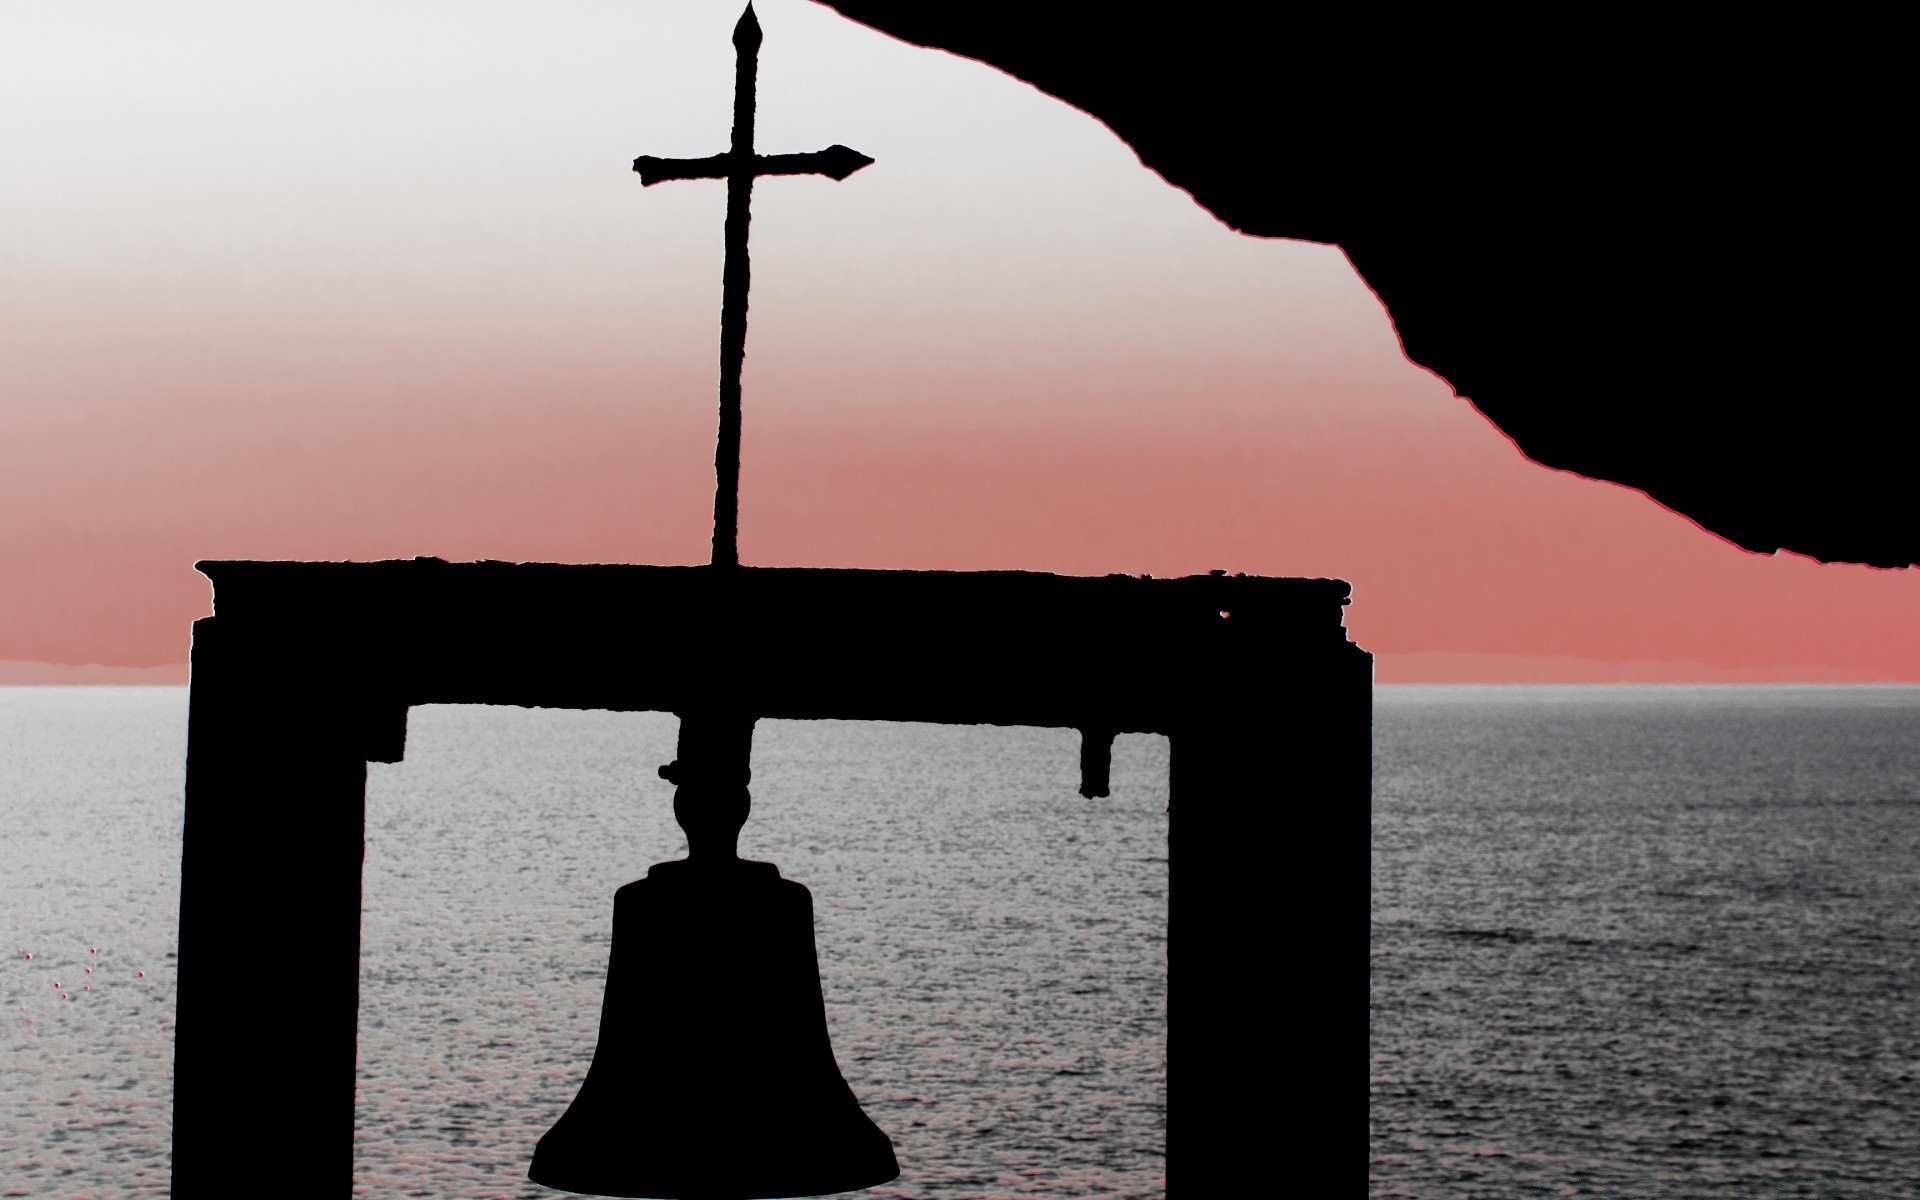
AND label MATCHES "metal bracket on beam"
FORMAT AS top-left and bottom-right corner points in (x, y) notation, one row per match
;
(1078, 726), (1115, 799)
